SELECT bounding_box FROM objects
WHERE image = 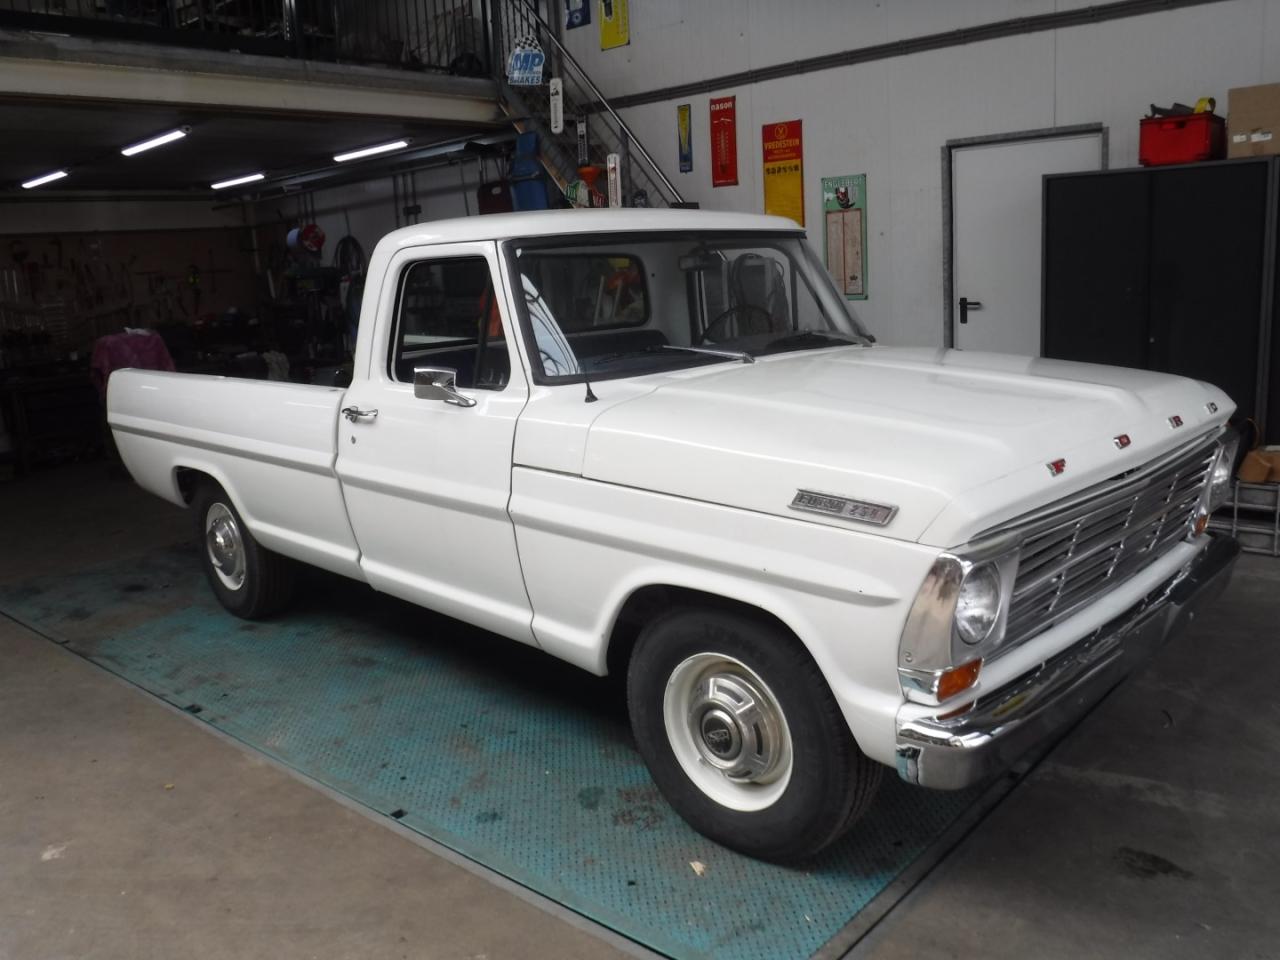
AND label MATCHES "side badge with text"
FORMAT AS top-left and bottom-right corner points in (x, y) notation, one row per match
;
(790, 490), (897, 526)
